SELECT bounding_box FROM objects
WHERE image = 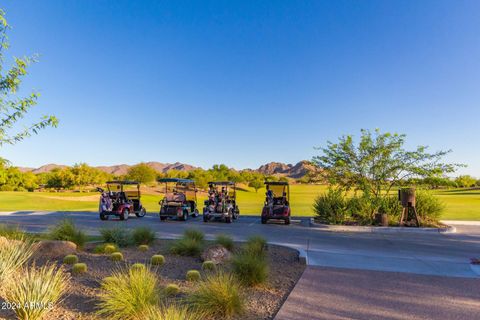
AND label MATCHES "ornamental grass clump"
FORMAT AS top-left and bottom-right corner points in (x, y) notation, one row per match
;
(110, 252), (124, 261)
(139, 304), (205, 320)
(170, 237), (203, 257)
(188, 272), (244, 319)
(231, 251), (268, 286)
(138, 244), (149, 252)
(244, 235), (267, 257)
(48, 218), (87, 248)
(0, 237), (35, 283)
(150, 254), (165, 266)
(0, 223), (27, 240)
(72, 263), (87, 275)
(4, 263), (69, 320)
(132, 227), (156, 246)
(186, 270), (201, 282)
(184, 228), (205, 242)
(97, 267), (159, 320)
(63, 254), (79, 265)
(100, 227), (132, 247)
(215, 234), (234, 251)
